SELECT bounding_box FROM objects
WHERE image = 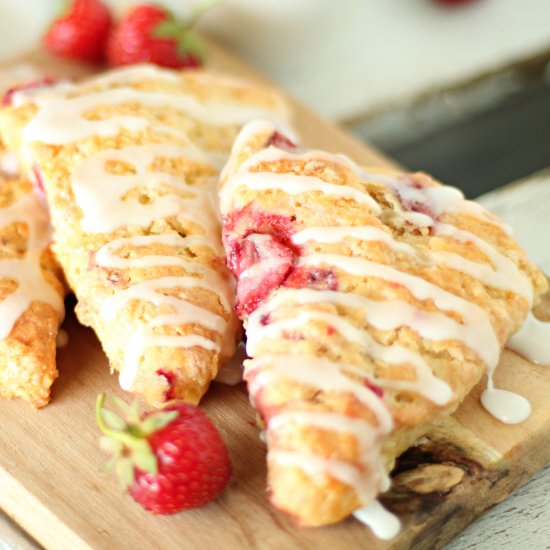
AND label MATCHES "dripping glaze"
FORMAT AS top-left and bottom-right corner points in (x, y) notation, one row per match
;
(0, 190), (64, 339)
(18, 66), (282, 390)
(221, 120), (541, 536)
